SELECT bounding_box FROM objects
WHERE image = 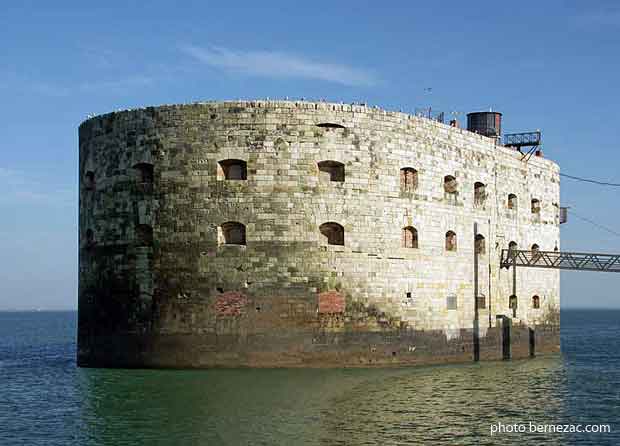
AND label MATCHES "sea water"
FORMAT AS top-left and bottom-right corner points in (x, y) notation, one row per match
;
(0, 310), (618, 445)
